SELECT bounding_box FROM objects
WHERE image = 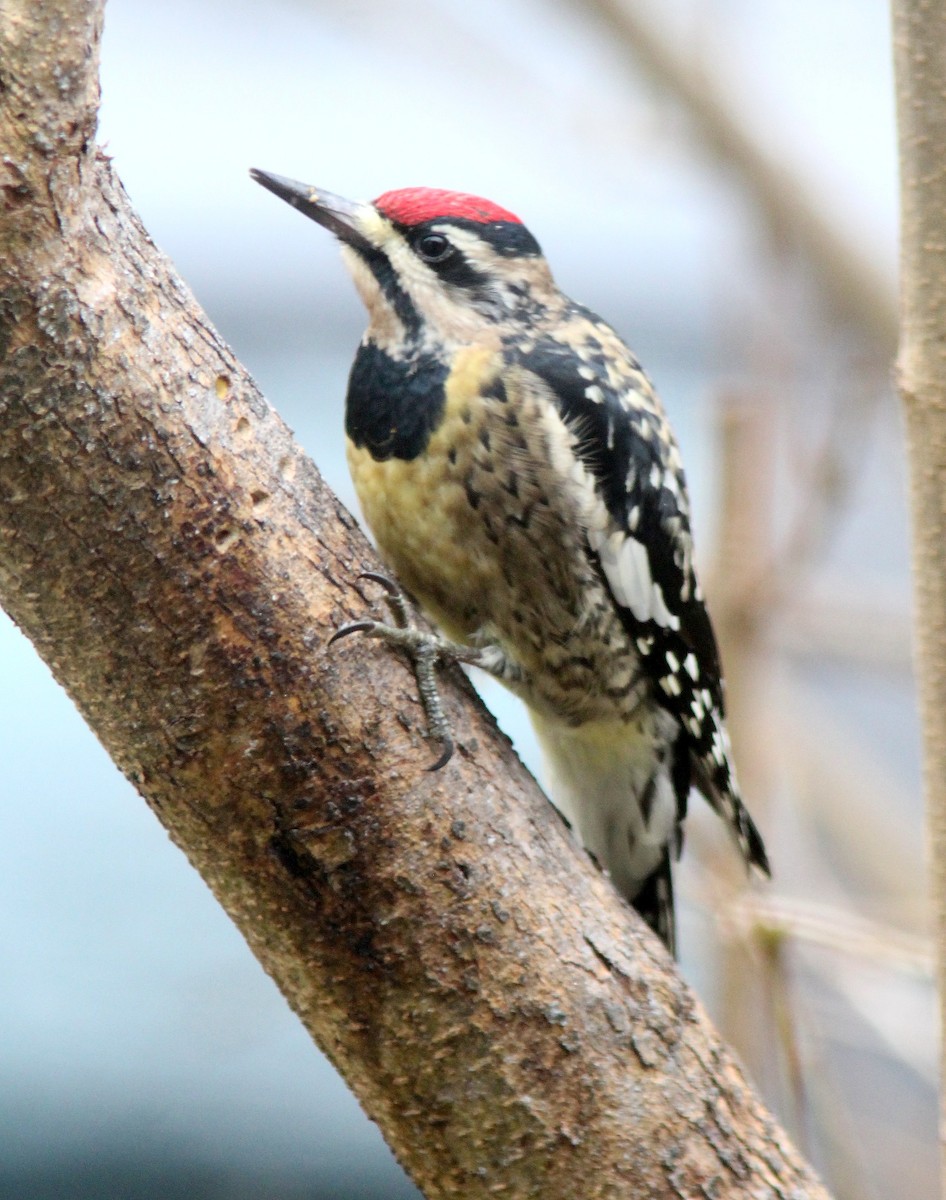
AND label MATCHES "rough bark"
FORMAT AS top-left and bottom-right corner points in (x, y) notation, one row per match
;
(0, 2), (834, 1197)
(892, 5), (946, 1195)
